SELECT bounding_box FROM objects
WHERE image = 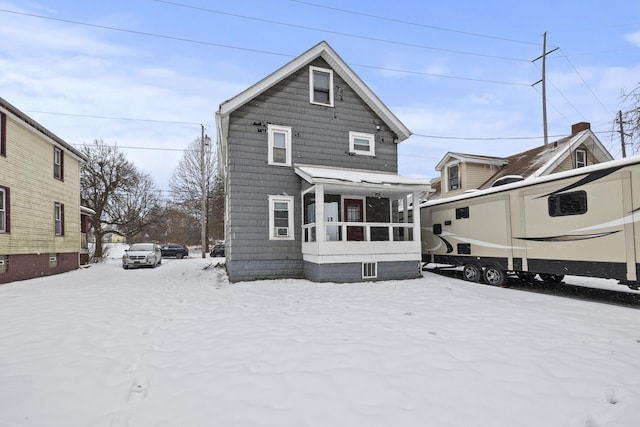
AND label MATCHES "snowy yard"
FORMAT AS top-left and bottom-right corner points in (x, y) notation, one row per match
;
(1, 245), (639, 427)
